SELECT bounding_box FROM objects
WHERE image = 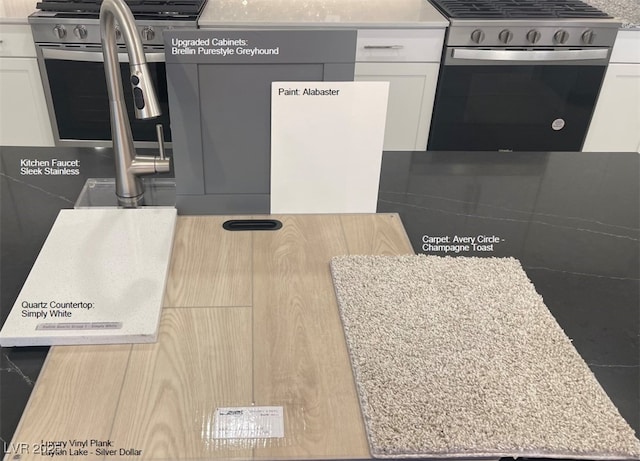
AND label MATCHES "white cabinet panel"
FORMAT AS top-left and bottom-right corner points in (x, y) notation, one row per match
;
(0, 58), (54, 146)
(583, 63), (640, 152)
(610, 30), (640, 64)
(0, 24), (36, 58)
(355, 62), (440, 151)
